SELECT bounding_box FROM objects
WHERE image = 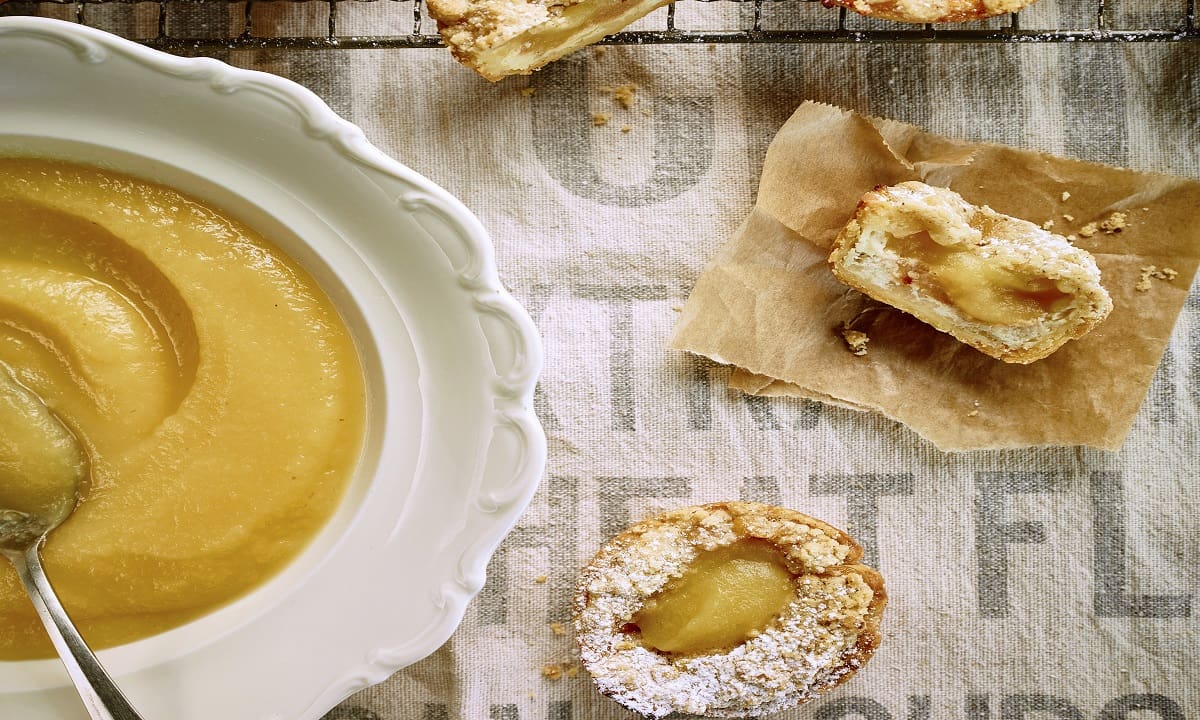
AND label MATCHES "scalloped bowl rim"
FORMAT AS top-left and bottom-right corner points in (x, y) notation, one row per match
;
(0, 16), (545, 720)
